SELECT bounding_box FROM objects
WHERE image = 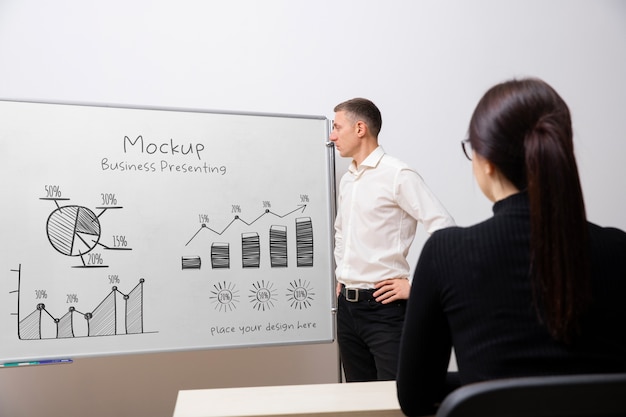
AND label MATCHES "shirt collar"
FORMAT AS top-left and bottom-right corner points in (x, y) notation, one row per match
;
(349, 146), (385, 175)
